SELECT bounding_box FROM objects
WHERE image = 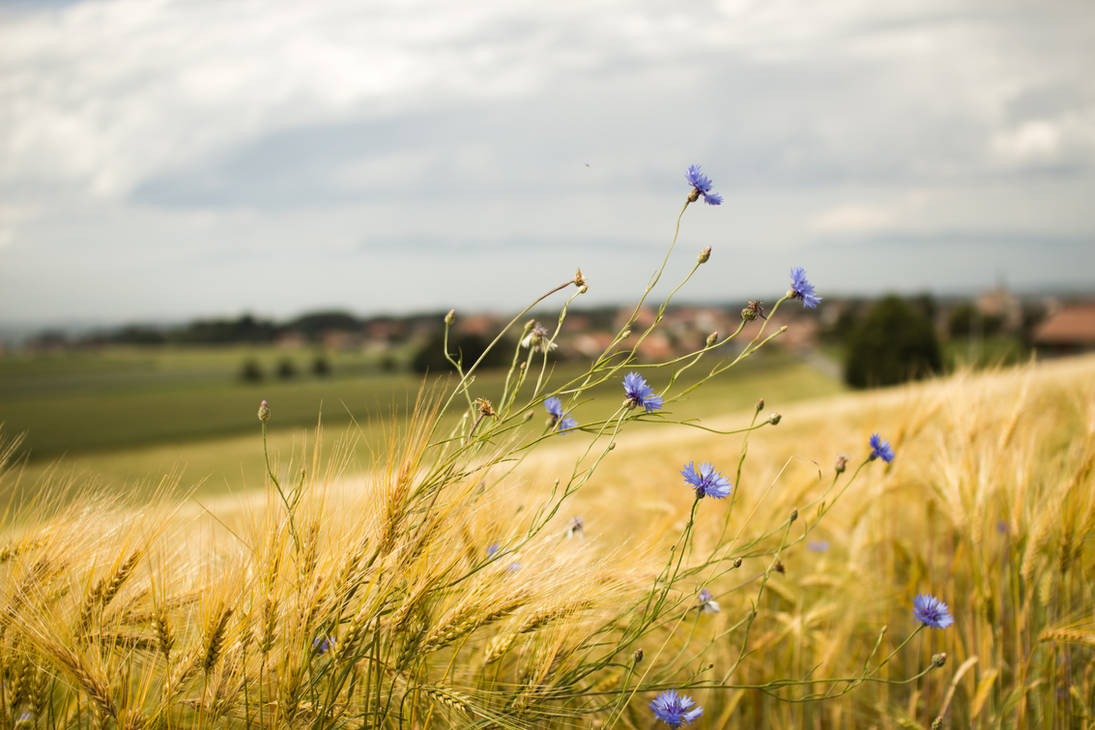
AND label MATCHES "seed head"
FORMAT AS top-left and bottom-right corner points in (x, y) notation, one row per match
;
(741, 300), (766, 322)
(444, 309), (456, 326)
(697, 246), (711, 264)
(257, 400), (271, 422)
